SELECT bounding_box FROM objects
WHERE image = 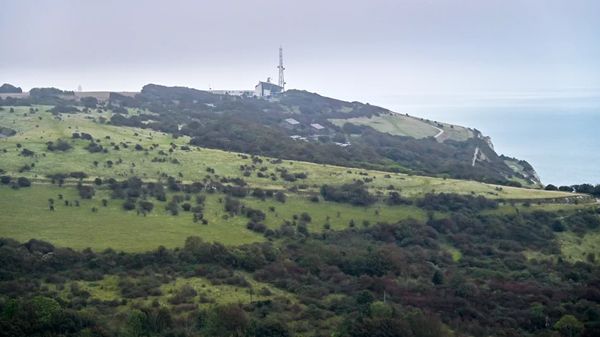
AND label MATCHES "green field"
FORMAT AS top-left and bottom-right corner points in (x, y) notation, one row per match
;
(559, 231), (600, 263)
(0, 106), (575, 199)
(0, 106), (588, 251)
(0, 183), (427, 251)
(329, 112), (473, 141)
